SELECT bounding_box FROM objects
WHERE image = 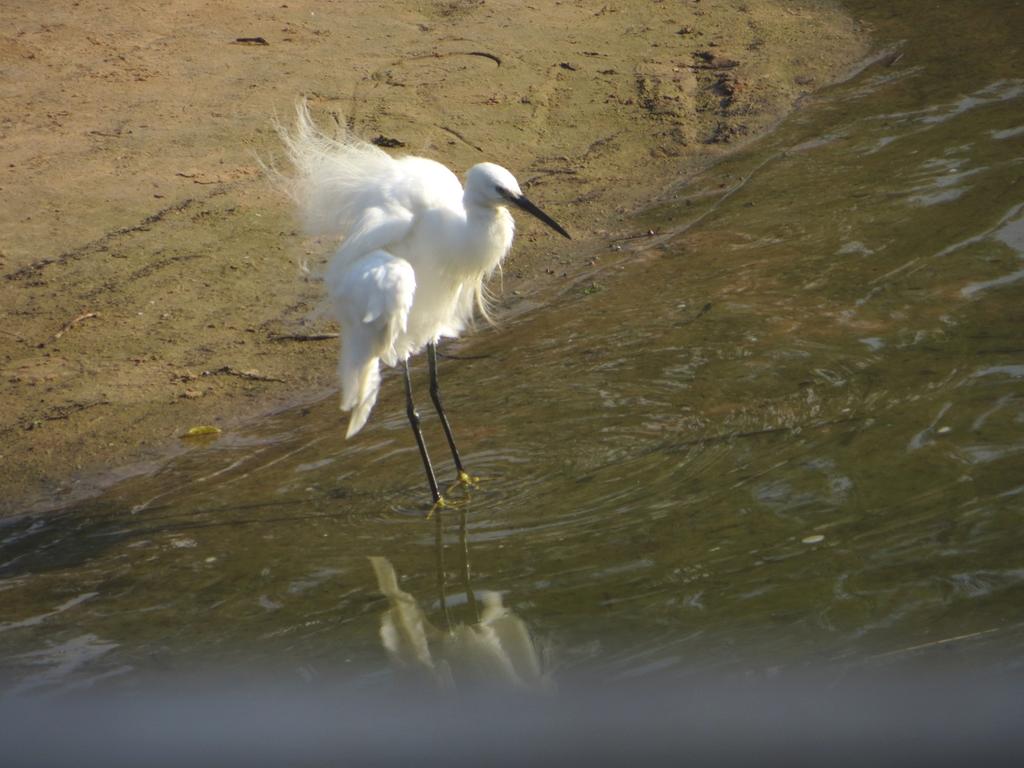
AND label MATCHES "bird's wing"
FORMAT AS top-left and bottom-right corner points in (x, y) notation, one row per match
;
(393, 155), (465, 212)
(333, 251), (417, 437)
(331, 203), (415, 276)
